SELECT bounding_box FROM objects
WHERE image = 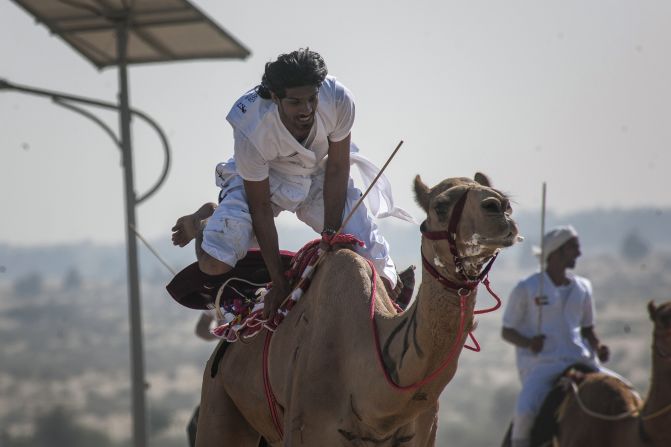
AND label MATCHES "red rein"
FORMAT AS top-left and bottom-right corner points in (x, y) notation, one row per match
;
(368, 259), (502, 391)
(368, 187), (505, 390)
